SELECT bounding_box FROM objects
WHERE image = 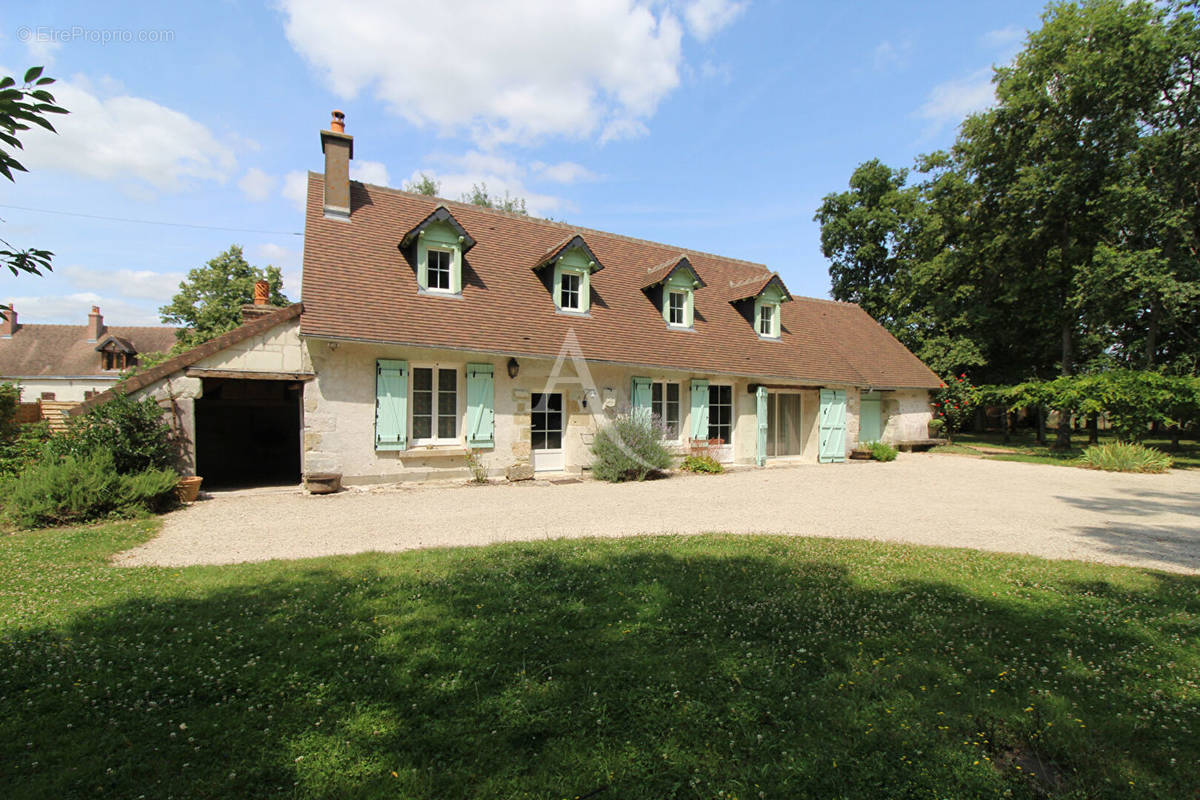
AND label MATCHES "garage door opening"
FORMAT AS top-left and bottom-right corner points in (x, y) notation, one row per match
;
(194, 378), (302, 488)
